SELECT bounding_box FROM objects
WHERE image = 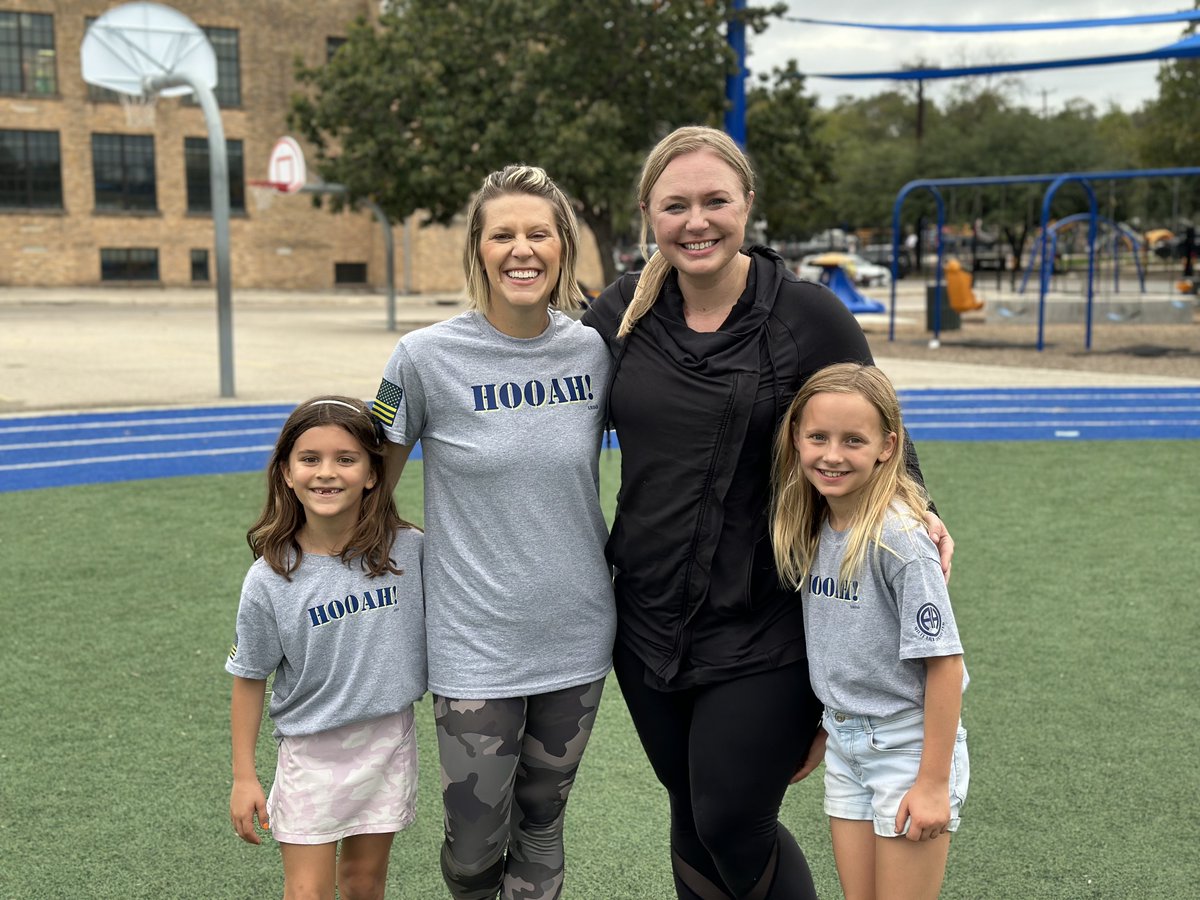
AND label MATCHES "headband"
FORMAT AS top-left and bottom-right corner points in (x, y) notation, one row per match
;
(308, 399), (361, 412)
(306, 398), (388, 444)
